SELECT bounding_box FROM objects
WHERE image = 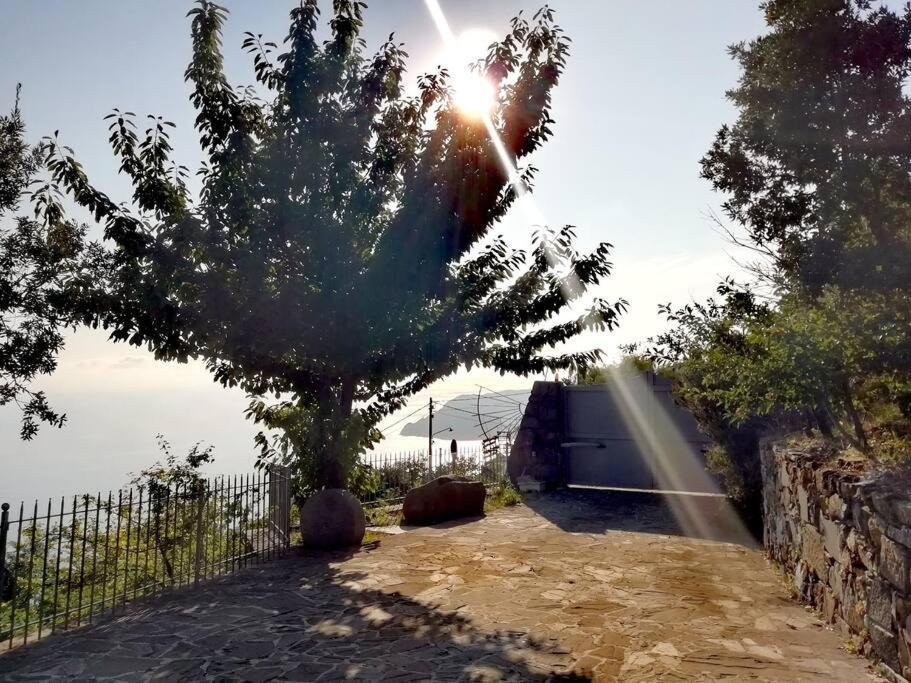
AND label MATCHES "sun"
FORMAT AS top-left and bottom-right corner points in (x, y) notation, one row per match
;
(442, 28), (499, 119)
(452, 72), (496, 118)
